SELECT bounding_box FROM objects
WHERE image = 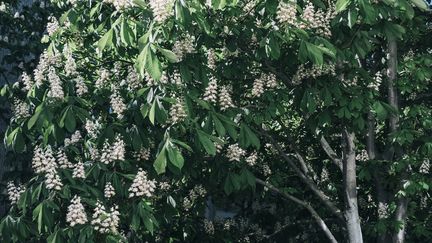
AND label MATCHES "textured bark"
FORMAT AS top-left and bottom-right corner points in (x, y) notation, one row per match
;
(259, 129), (344, 221)
(320, 136), (343, 172)
(387, 38), (408, 243)
(342, 129), (363, 243)
(256, 178), (338, 243)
